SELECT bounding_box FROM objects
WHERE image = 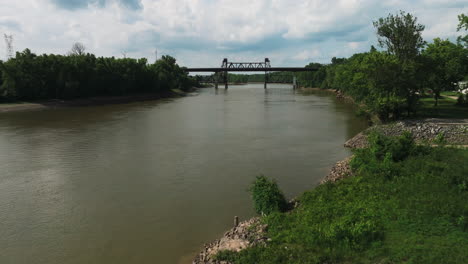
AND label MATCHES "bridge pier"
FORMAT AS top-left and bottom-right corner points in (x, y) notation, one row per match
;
(187, 58), (317, 90)
(224, 71), (228, 89)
